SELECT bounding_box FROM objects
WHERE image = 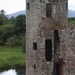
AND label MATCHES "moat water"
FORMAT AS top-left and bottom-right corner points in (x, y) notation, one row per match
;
(0, 69), (25, 75)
